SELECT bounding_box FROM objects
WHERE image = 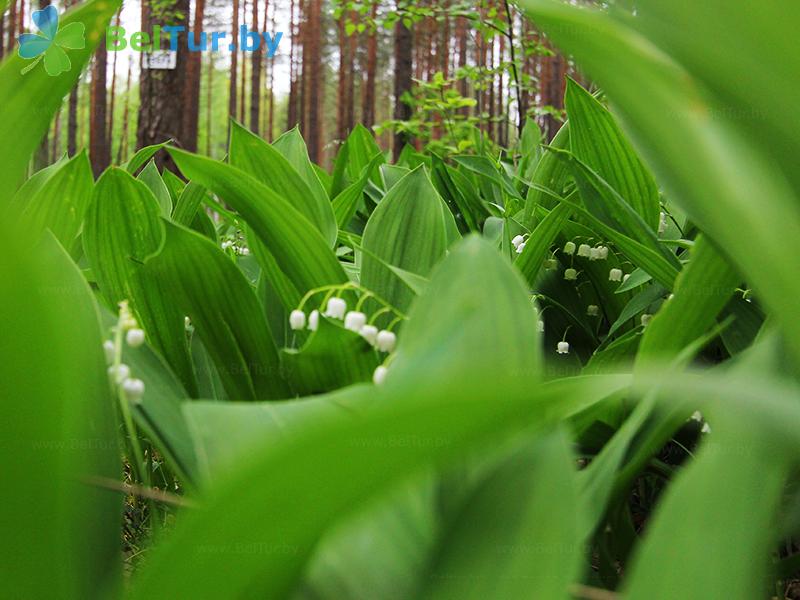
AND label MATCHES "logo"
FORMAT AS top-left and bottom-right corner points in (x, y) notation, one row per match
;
(18, 6), (85, 77)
